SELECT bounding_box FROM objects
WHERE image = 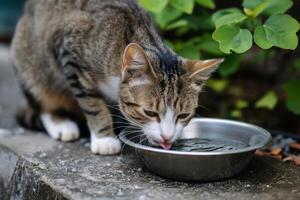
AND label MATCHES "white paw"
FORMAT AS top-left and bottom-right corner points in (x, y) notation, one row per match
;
(91, 135), (121, 155)
(41, 113), (80, 142)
